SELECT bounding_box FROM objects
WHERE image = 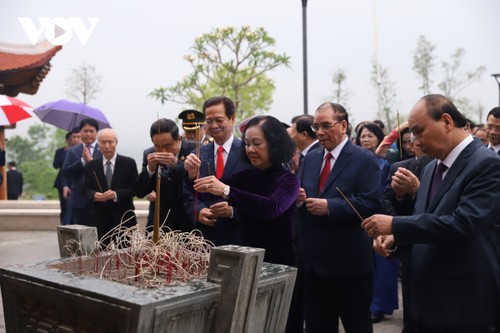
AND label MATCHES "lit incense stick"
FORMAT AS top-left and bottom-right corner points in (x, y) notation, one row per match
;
(335, 187), (364, 222)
